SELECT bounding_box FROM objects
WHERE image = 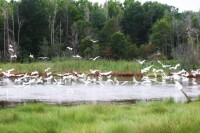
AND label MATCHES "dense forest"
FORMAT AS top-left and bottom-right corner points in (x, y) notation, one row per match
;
(0, 0), (200, 66)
